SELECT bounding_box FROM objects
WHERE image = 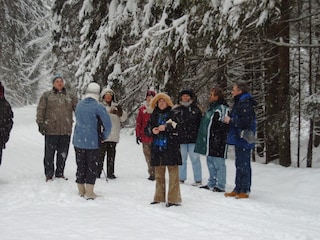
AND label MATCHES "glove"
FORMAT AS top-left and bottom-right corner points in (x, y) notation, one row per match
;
(38, 123), (46, 135)
(116, 105), (123, 117)
(136, 137), (141, 145)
